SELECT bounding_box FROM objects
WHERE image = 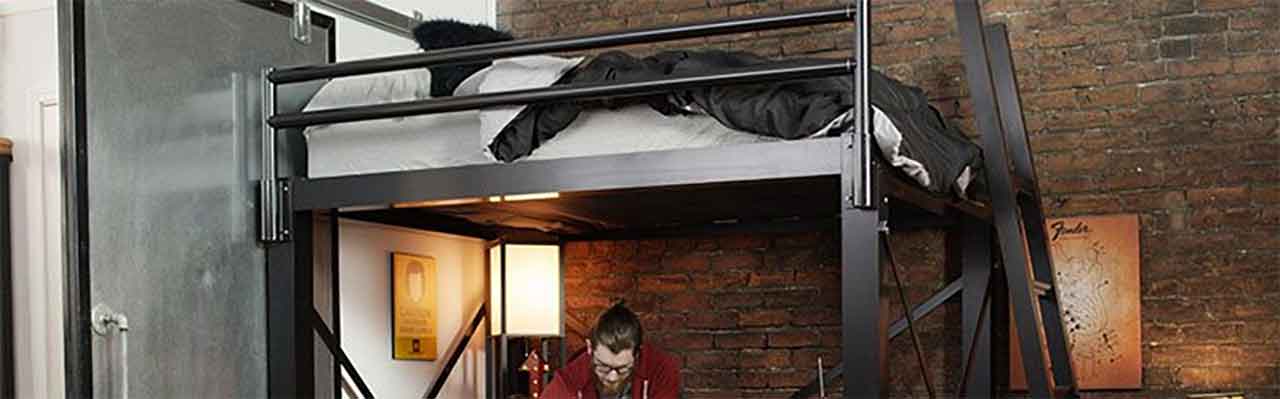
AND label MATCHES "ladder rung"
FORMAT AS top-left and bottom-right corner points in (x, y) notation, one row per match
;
(1033, 280), (1053, 297)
